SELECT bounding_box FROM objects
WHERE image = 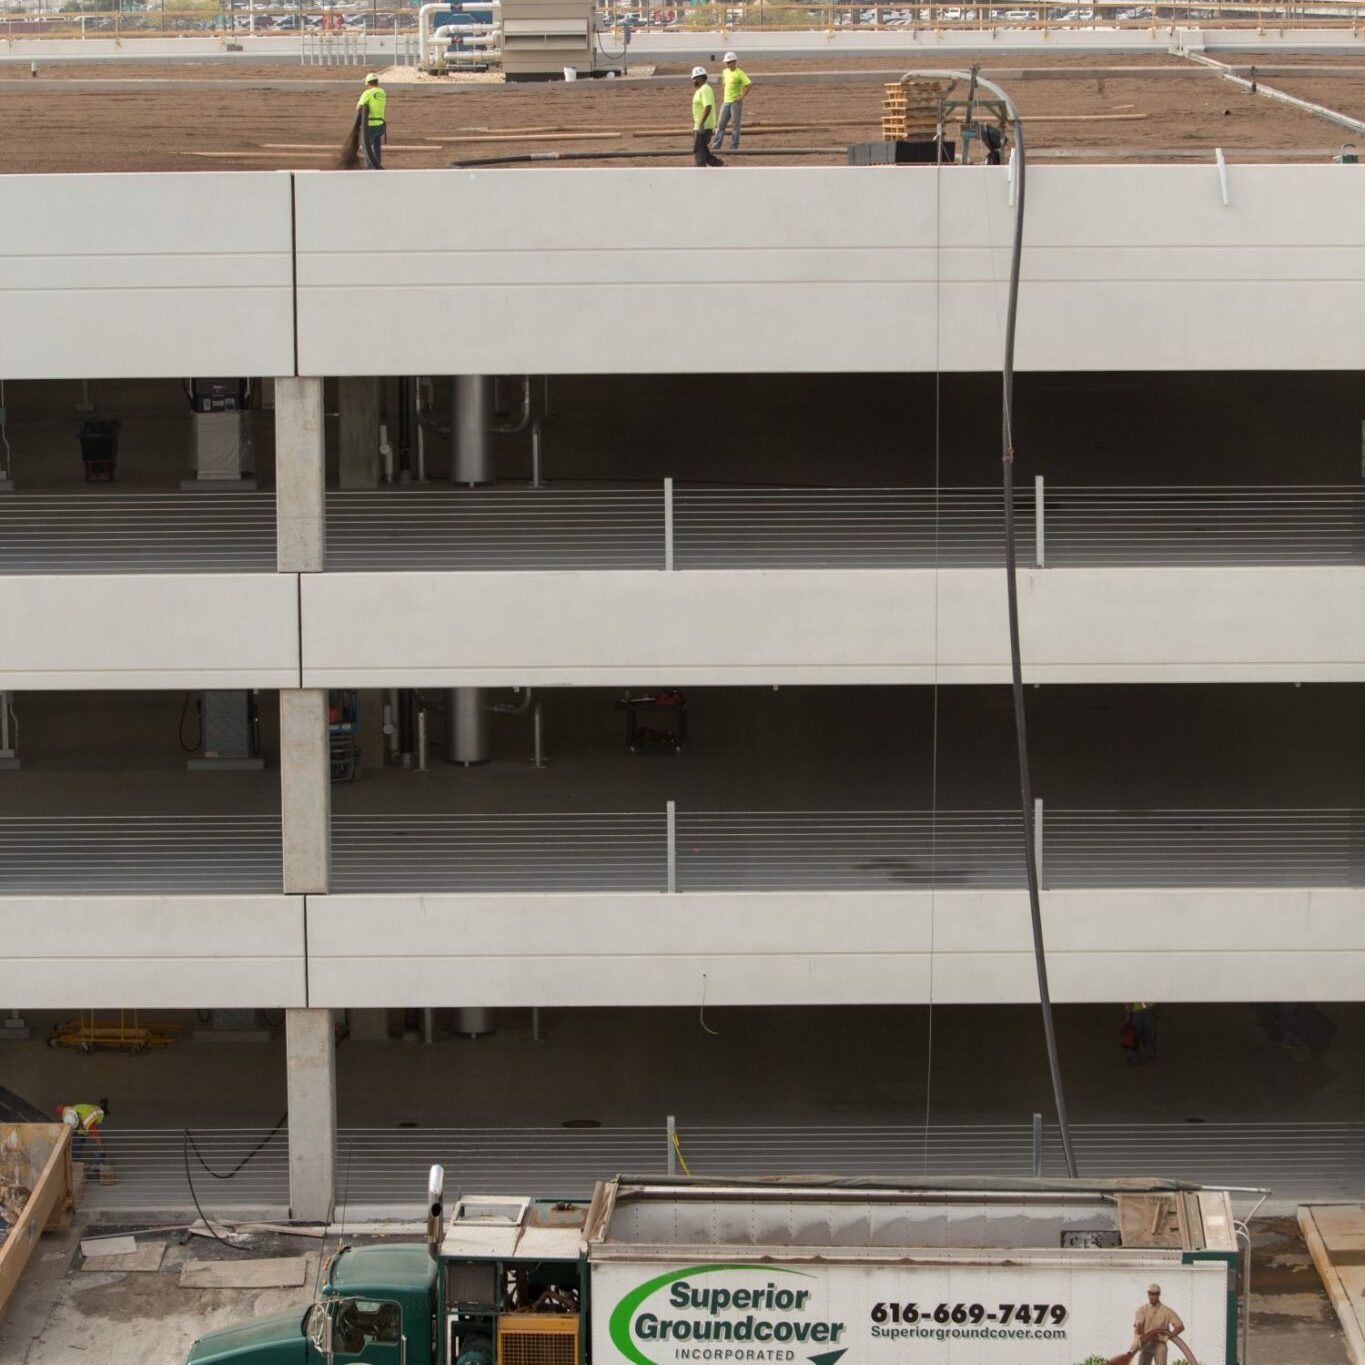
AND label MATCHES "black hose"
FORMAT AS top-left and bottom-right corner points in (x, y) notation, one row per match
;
(992, 89), (1080, 1183)
(187, 1112), (287, 1180)
(176, 691), (202, 754)
(900, 68), (1078, 1179)
(449, 146), (844, 168)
